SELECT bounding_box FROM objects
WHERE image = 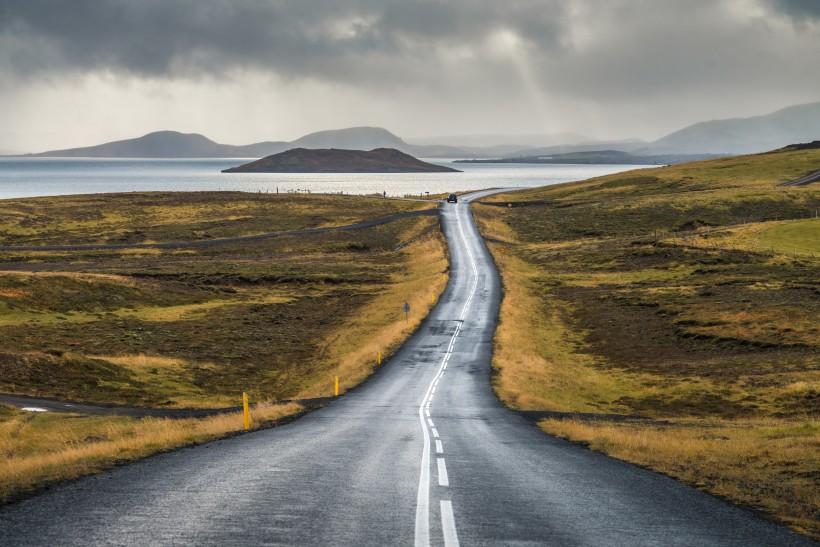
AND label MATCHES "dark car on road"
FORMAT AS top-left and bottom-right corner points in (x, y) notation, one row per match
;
(447, 193), (458, 203)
